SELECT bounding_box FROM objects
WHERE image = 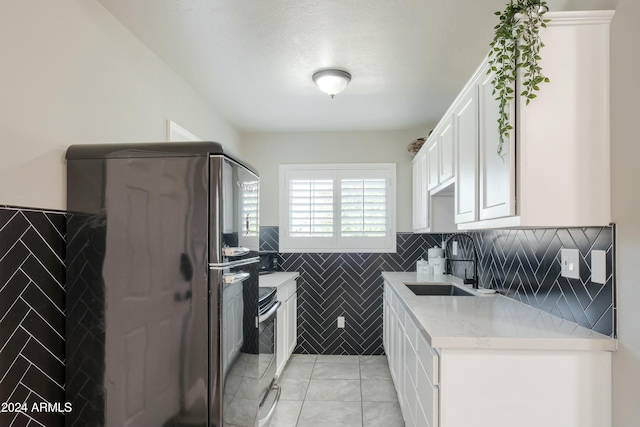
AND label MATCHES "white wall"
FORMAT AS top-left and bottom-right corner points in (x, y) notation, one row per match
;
(240, 129), (431, 232)
(610, 0), (640, 425)
(0, 0), (239, 211)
